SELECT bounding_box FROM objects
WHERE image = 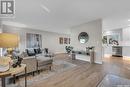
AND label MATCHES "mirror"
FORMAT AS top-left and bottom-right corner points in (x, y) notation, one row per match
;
(78, 32), (89, 43)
